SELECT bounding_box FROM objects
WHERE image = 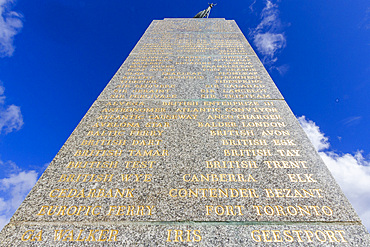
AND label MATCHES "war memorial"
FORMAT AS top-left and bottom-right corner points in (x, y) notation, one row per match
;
(0, 17), (369, 246)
